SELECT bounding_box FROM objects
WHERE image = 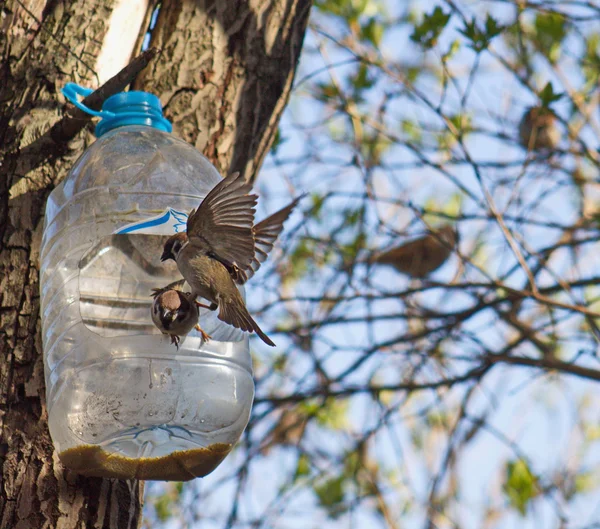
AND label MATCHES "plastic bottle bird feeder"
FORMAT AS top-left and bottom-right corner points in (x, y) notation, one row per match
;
(39, 84), (254, 481)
